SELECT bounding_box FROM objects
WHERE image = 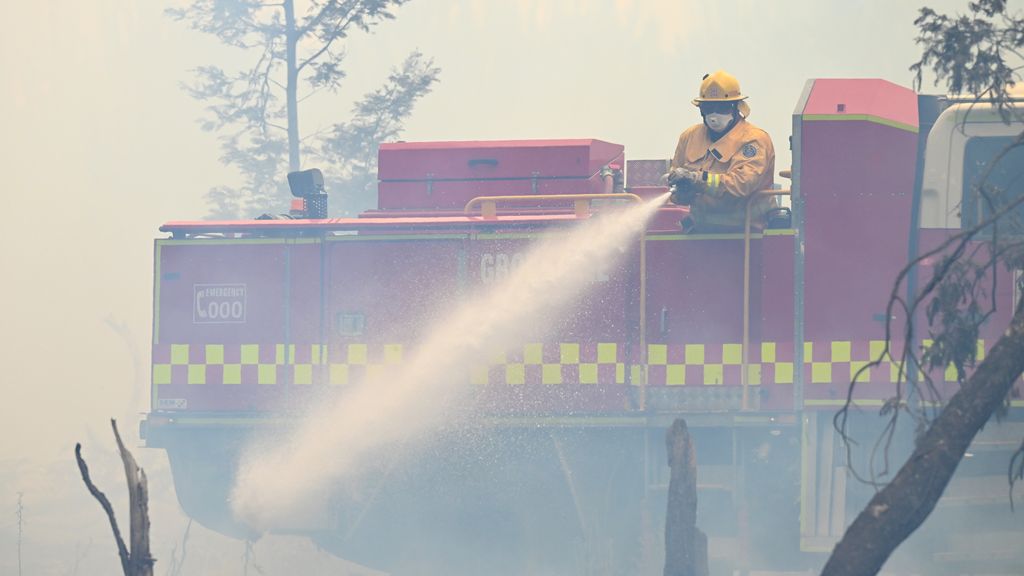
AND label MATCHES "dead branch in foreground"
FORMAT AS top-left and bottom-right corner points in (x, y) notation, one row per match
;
(75, 419), (154, 576)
